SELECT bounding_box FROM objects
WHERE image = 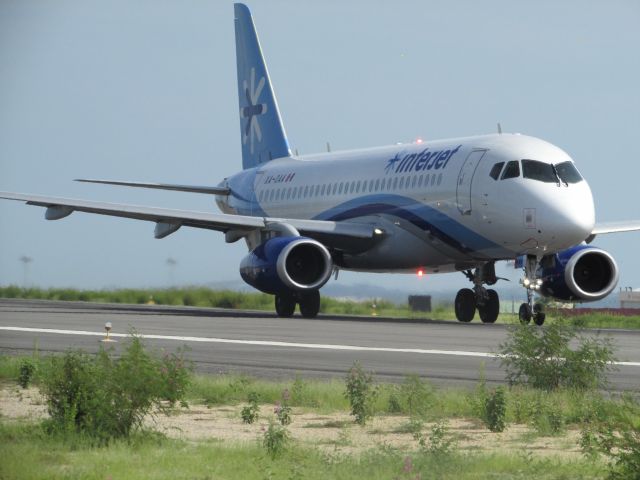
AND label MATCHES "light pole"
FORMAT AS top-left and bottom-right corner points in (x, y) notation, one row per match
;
(166, 257), (177, 287)
(19, 255), (33, 287)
